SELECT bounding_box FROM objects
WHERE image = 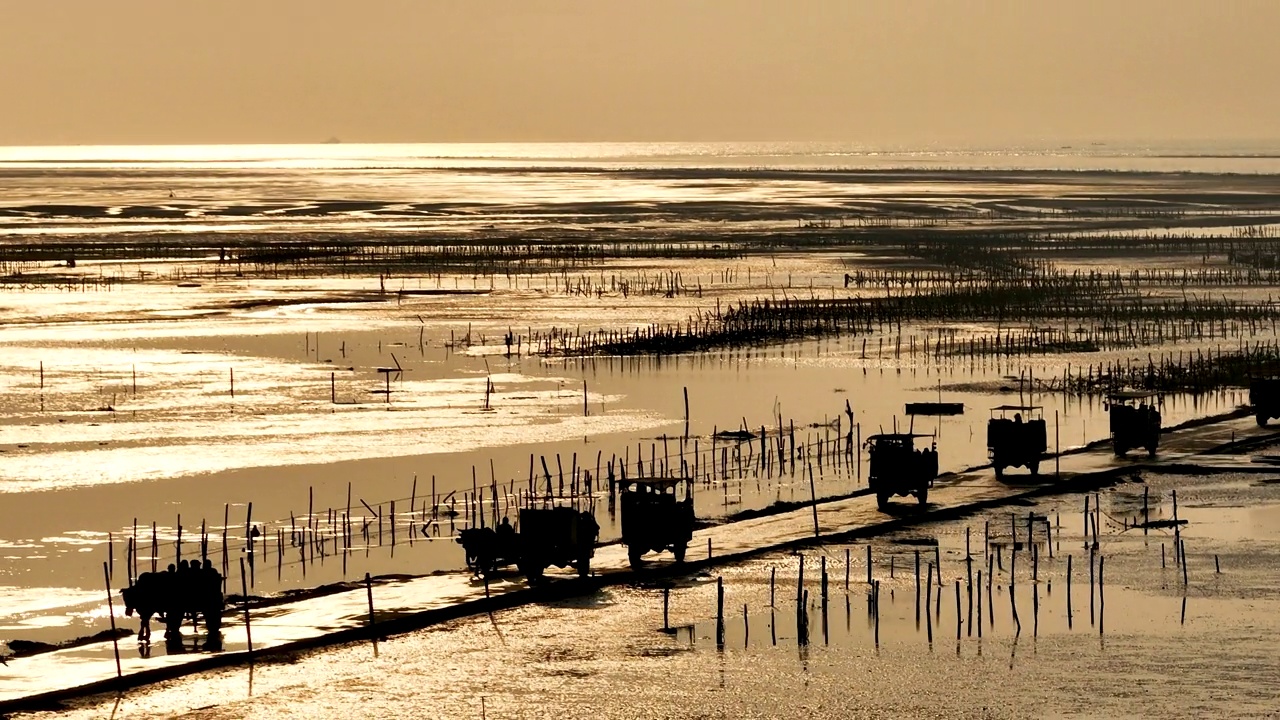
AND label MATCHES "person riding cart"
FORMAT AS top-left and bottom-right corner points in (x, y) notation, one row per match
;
(866, 433), (938, 510)
(1107, 391), (1161, 457)
(620, 477), (695, 568)
(987, 405), (1047, 479)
